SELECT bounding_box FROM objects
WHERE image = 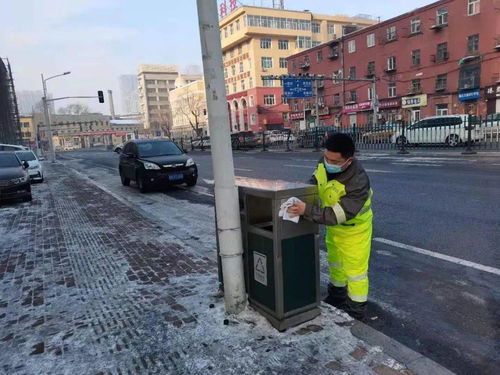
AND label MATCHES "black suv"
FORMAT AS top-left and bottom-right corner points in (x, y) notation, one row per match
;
(0, 152), (32, 203)
(118, 139), (197, 193)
